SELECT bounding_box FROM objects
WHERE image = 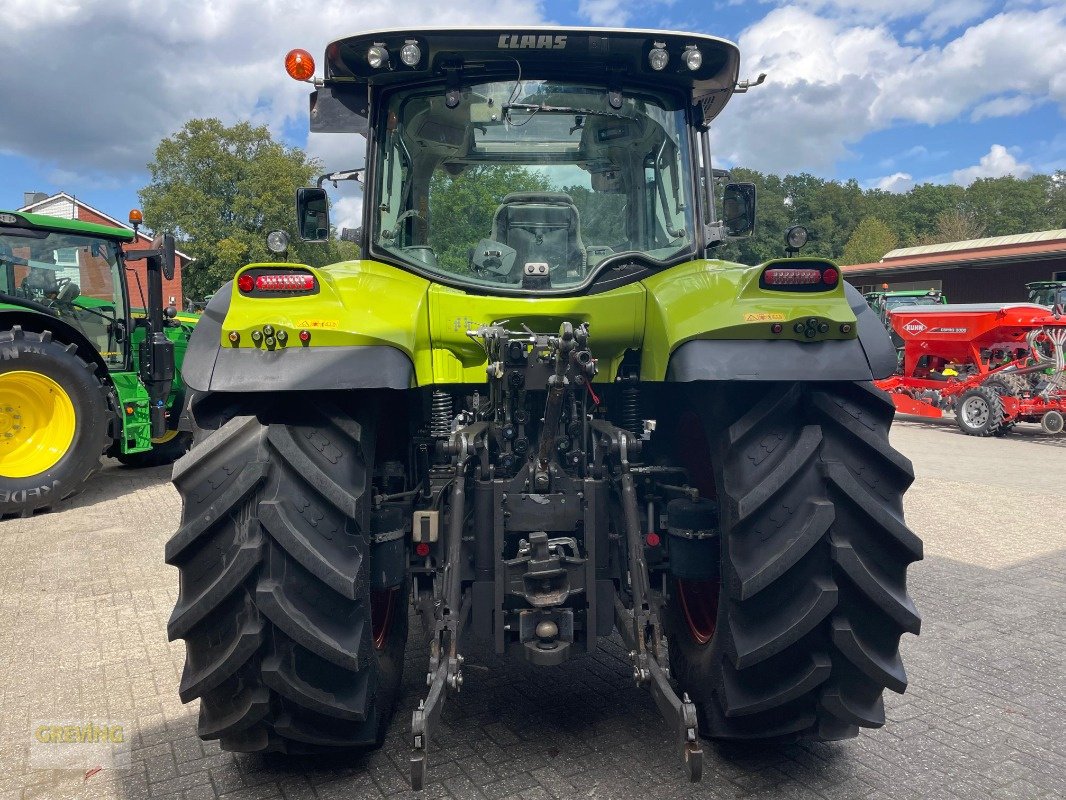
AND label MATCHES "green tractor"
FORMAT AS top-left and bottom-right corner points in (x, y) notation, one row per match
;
(1026, 280), (1066, 309)
(168, 28), (921, 788)
(0, 210), (194, 517)
(864, 287), (946, 322)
